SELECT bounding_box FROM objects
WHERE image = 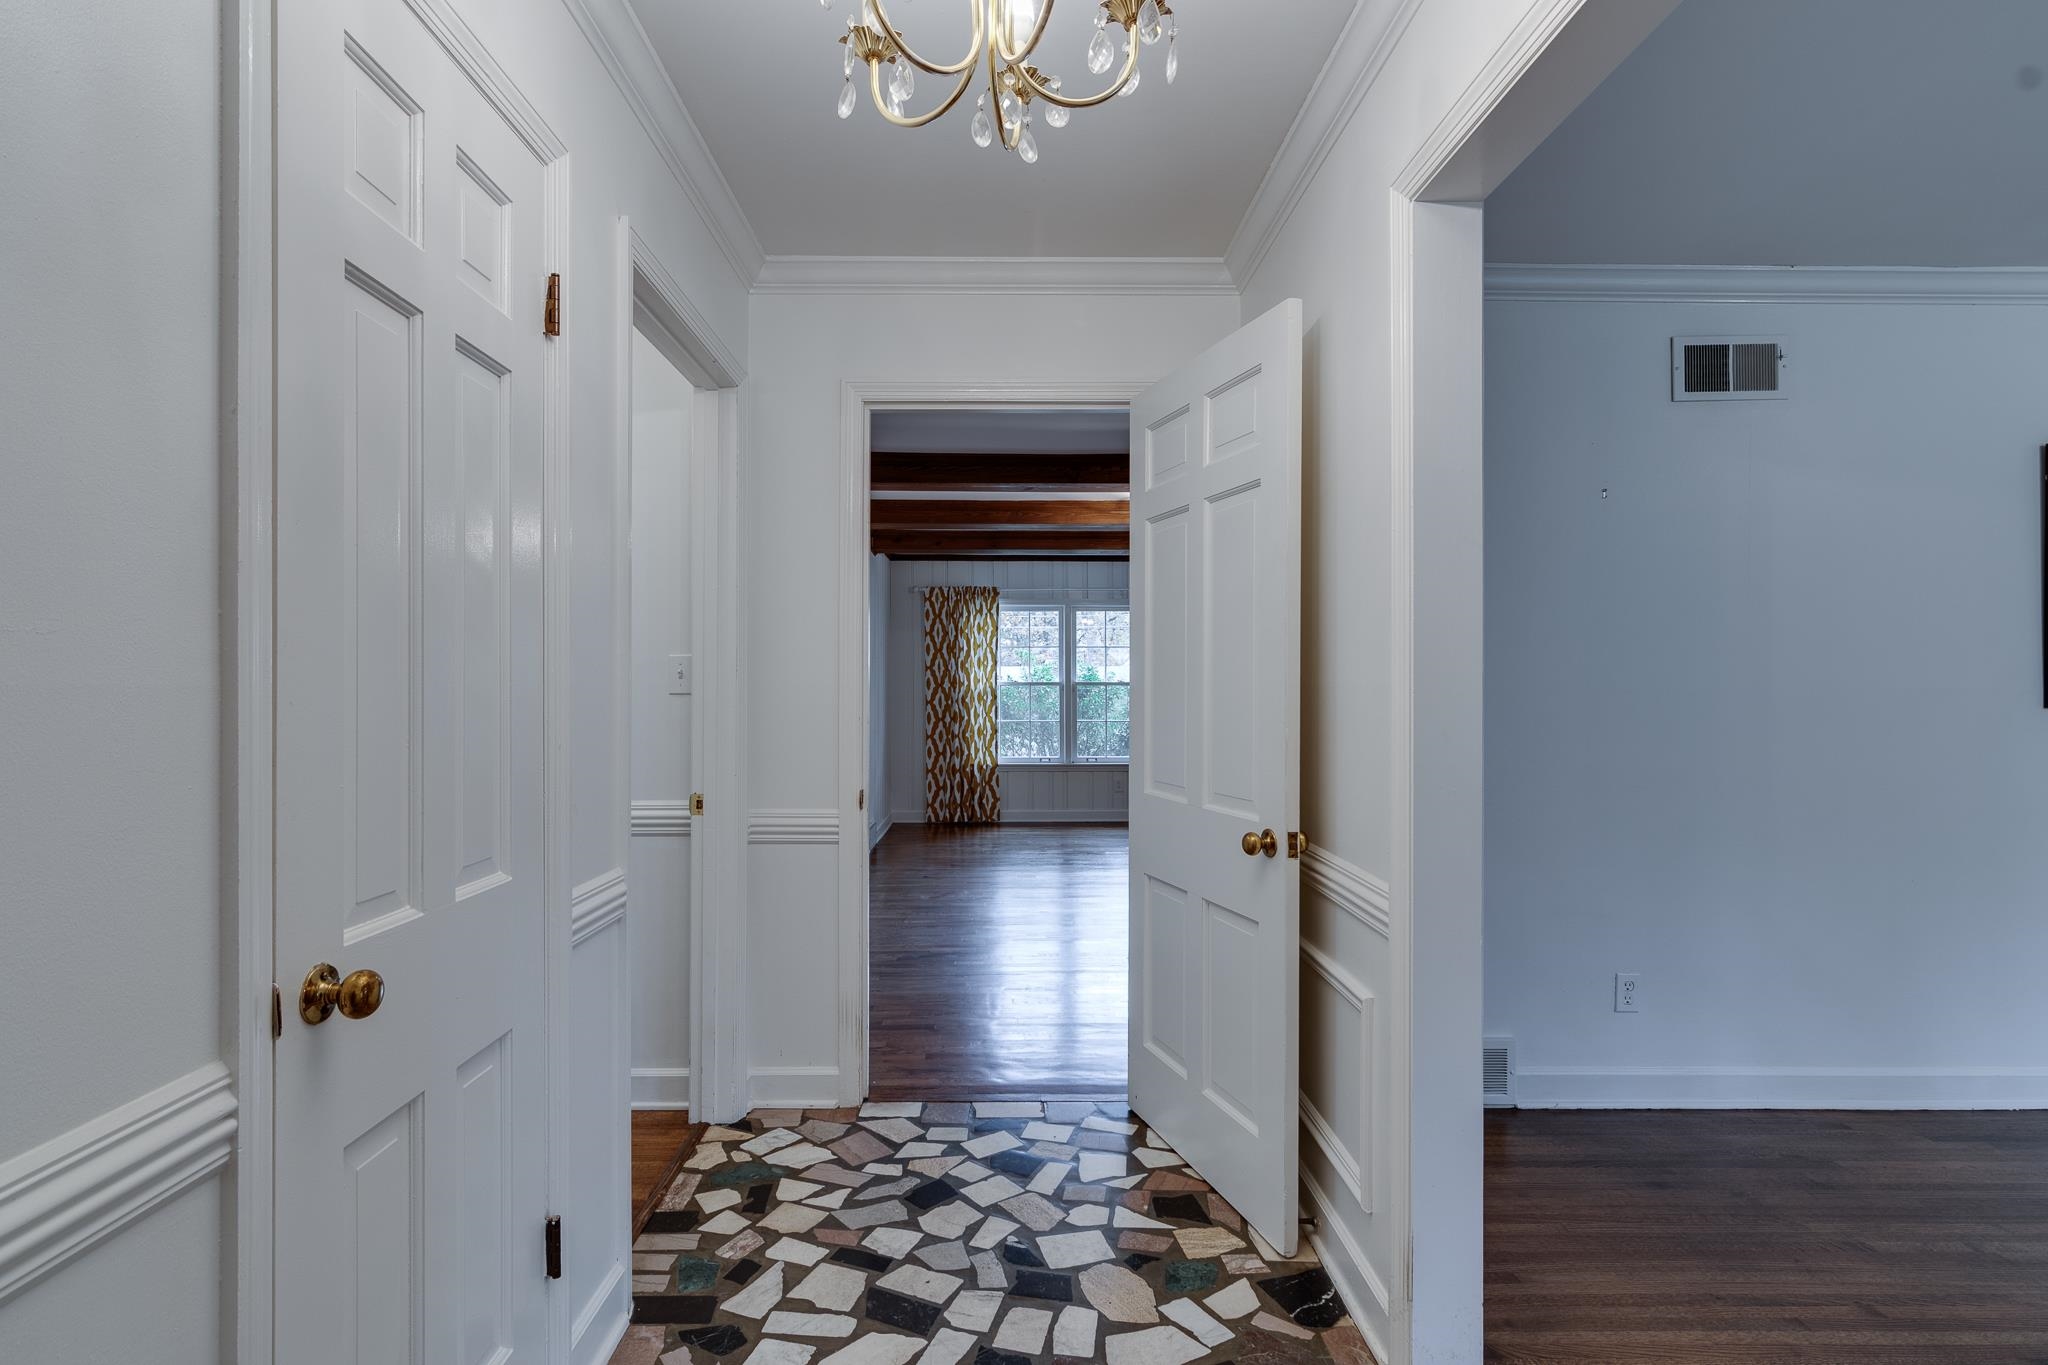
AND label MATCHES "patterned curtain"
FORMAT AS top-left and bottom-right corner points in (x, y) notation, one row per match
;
(923, 586), (1002, 824)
